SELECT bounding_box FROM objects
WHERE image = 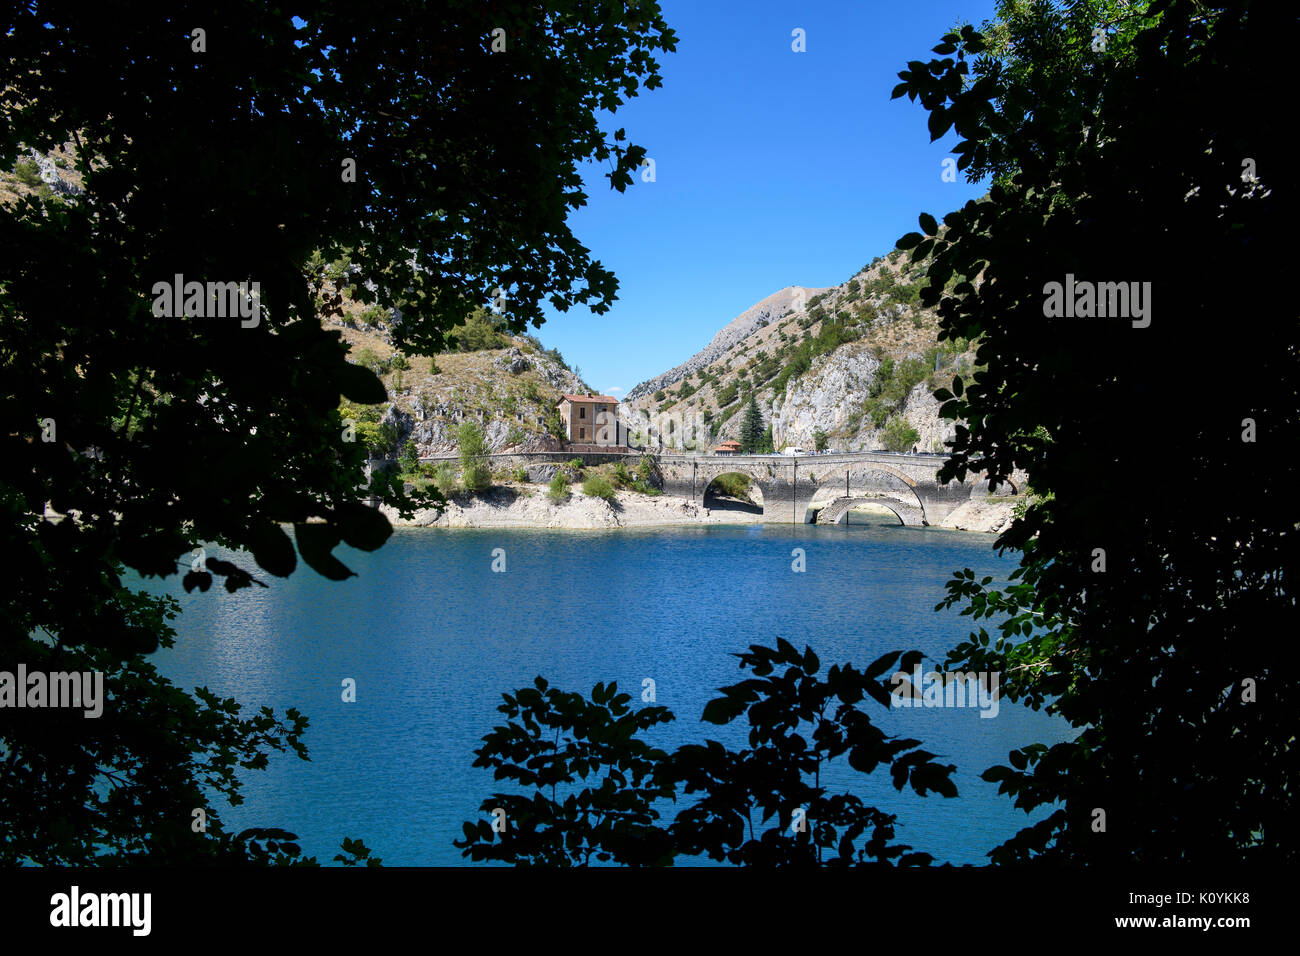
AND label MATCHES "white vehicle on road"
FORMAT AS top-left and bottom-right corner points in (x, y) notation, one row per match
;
(781, 447), (807, 456)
